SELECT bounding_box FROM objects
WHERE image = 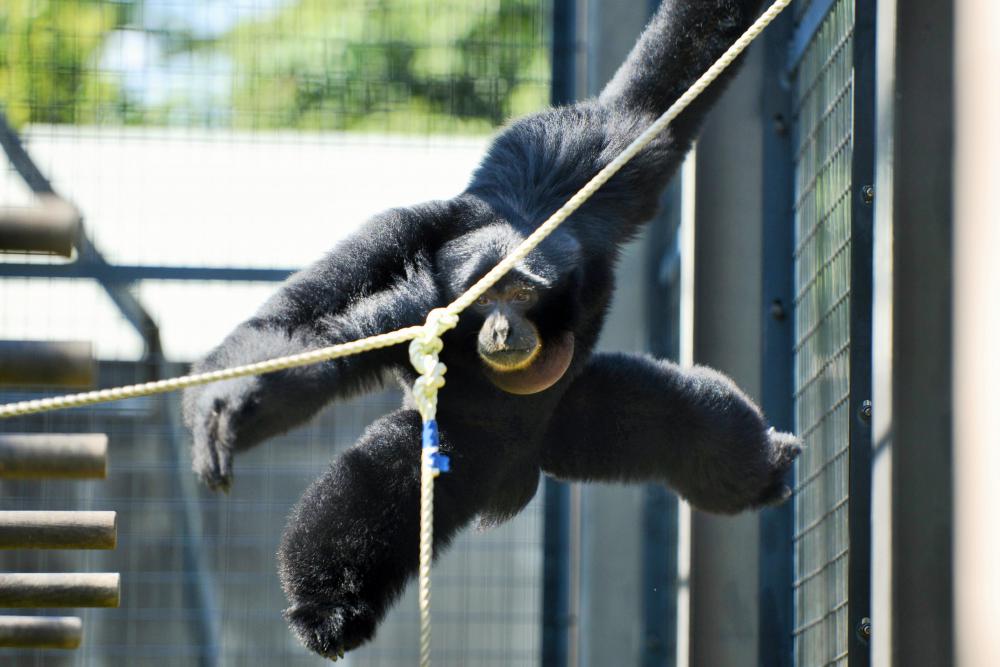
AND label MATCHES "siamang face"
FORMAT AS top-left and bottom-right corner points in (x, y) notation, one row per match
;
(471, 276), (576, 395)
(436, 223), (581, 395)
